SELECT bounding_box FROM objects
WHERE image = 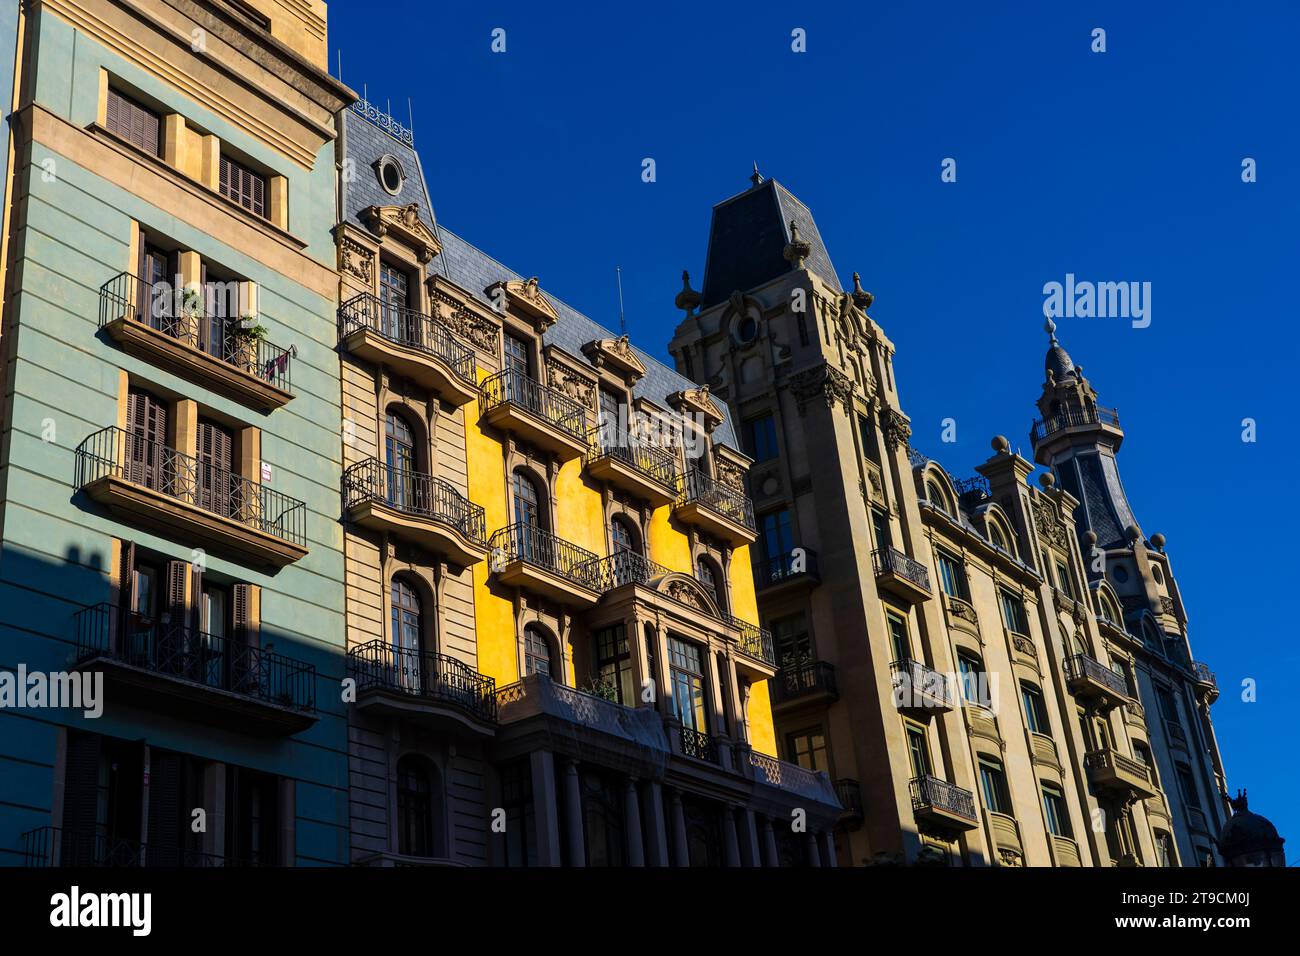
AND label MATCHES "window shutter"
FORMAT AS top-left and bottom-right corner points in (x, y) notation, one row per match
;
(114, 539), (136, 653)
(106, 88), (160, 156)
(232, 583), (253, 644)
(165, 559), (188, 629)
(190, 563), (204, 632)
(146, 750), (183, 866)
(59, 731), (103, 864)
